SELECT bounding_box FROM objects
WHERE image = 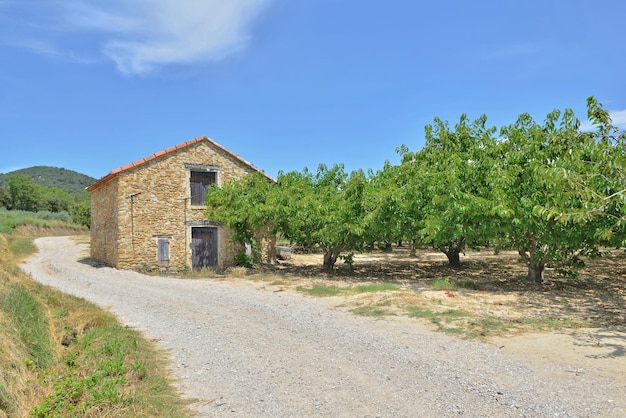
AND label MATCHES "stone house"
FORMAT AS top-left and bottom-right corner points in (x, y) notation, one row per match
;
(87, 136), (275, 271)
